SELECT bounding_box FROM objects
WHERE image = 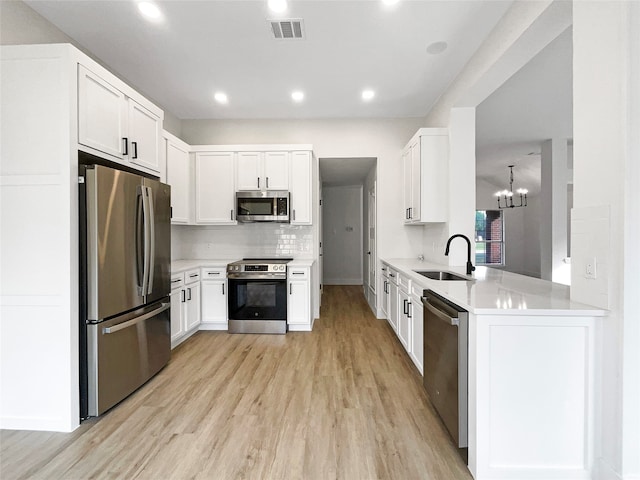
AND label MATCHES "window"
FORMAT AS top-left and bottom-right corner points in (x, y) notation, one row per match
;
(475, 210), (504, 265)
